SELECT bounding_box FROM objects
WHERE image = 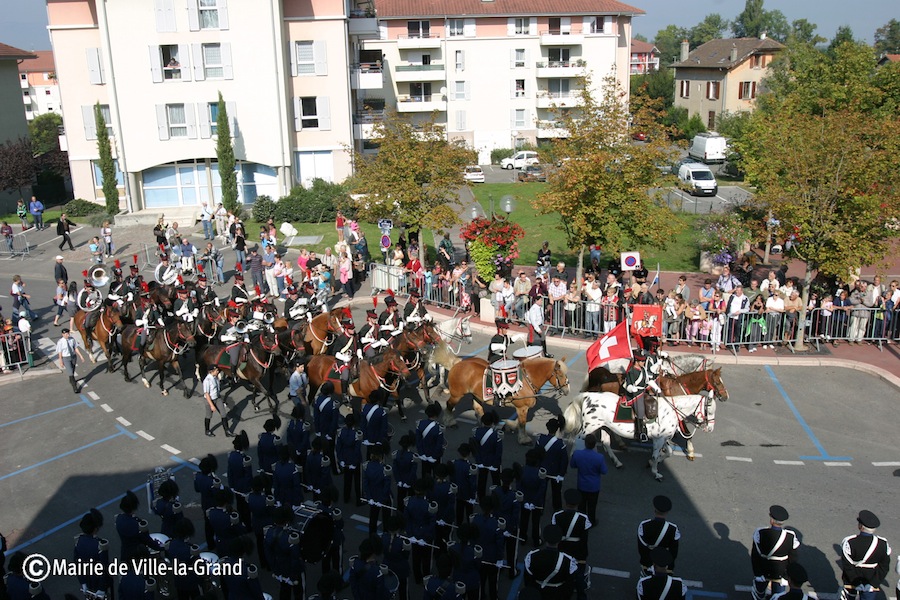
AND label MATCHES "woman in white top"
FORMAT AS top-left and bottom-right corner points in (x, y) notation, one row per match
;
(764, 289), (785, 349)
(100, 220), (114, 258)
(583, 278), (603, 340)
